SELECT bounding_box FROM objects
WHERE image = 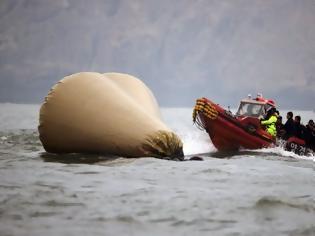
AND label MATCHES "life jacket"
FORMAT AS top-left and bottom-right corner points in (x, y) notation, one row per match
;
(261, 115), (277, 137)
